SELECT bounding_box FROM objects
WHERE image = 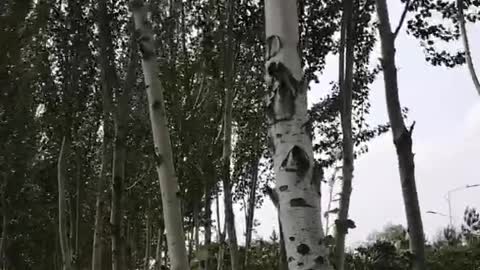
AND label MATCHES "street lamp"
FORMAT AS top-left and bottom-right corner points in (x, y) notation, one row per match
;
(445, 184), (480, 227)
